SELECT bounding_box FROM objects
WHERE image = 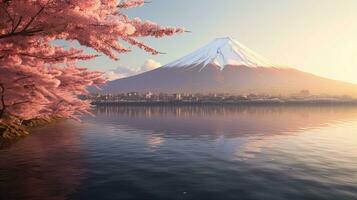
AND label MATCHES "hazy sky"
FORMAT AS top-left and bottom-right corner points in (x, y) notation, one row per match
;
(82, 0), (357, 83)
